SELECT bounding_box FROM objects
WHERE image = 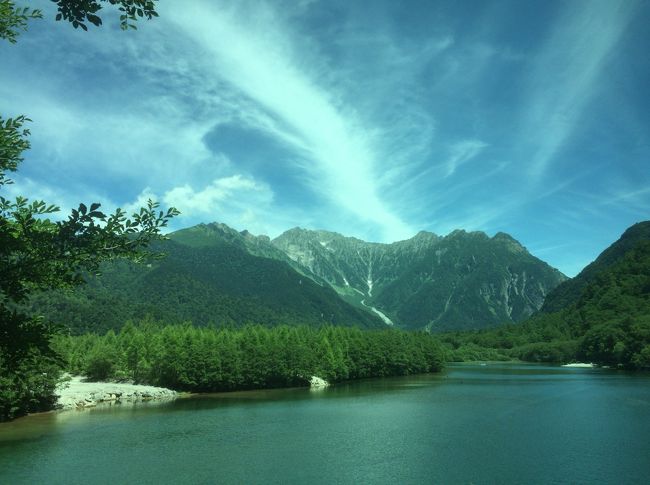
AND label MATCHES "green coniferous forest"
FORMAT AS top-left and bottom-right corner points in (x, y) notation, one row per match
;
(52, 323), (445, 392)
